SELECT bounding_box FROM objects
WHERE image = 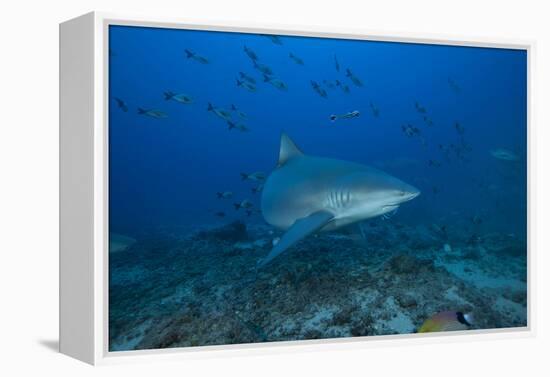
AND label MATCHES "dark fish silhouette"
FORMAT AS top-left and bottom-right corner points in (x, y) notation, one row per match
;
(289, 53), (304, 65)
(311, 80), (328, 98)
(369, 102), (379, 118)
(263, 74), (288, 91)
(251, 184), (264, 194)
(335, 80), (350, 94)
(448, 77), (461, 93)
(230, 104), (247, 119)
(423, 115), (434, 126)
(236, 78), (257, 92)
(114, 97), (128, 112)
(243, 45), (259, 61)
(345, 68), (363, 87)
(137, 108), (168, 119)
(334, 54), (340, 72)
(227, 121), (249, 132)
(239, 71), (256, 84)
(207, 102), (232, 121)
(263, 34), (283, 45)
(401, 124), (421, 137)
(253, 61), (273, 76)
(184, 49), (209, 64)
(163, 91), (193, 104)
(415, 101), (427, 114)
